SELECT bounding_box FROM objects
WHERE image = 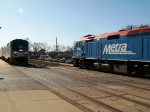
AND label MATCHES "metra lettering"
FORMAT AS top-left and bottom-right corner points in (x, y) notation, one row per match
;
(103, 43), (136, 54)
